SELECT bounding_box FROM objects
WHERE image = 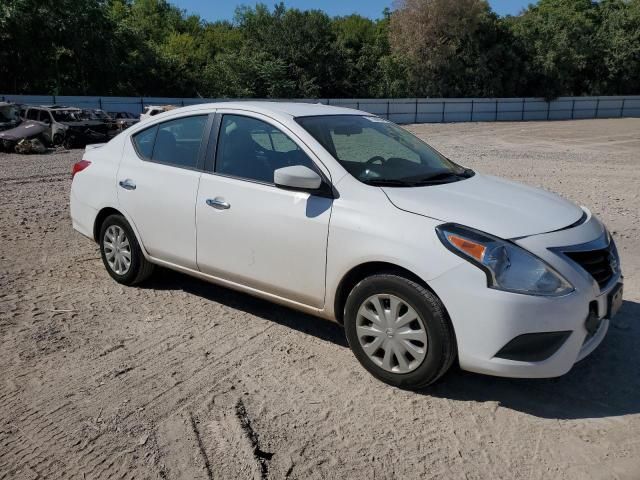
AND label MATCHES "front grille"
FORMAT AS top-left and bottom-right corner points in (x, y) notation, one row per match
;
(564, 244), (617, 289)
